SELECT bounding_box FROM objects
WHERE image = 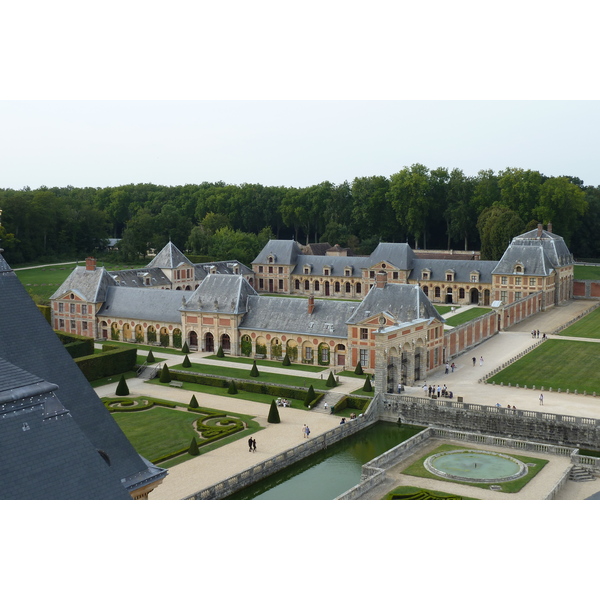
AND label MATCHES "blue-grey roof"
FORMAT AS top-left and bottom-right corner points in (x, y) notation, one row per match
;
(97, 286), (187, 323)
(347, 283), (443, 325)
(252, 239), (301, 265)
(50, 265), (116, 303)
(109, 267), (172, 288)
(291, 254), (371, 276)
(239, 296), (357, 338)
(146, 241), (194, 269)
(183, 274), (258, 313)
(411, 258), (497, 284)
(194, 260), (254, 281)
(368, 242), (415, 270)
